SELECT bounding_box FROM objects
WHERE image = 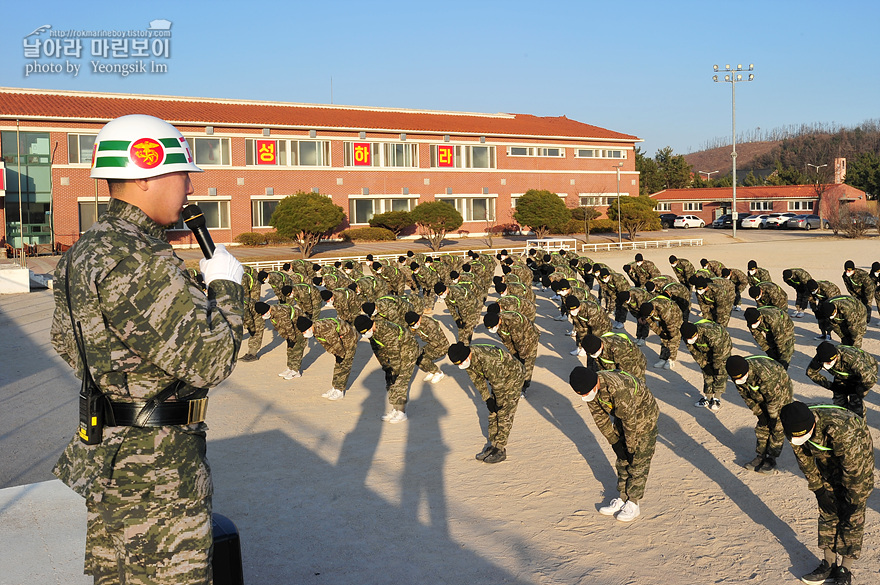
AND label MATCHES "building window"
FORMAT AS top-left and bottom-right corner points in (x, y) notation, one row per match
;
(67, 134), (97, 164)
(654, 202), (672, 212)
(291, 140), (330, 166)
(349, 196), (418, 225)
(168, 200), (230, 230)
(750, 201), (773, 211)
(344, 142), (380, 167)
(191, 137), (231, 166)
(507, 146), (564, 157)
(788, 200), (814, 211)
(437, 196), (495, 221)
(245, 139), (287, 166)
(252, 199), (280, 227)
(575, 148), (627, 159)
(429, 145), (495, 168)
(384, 143), (418, 167)
(78, 199), (109, 233)
(683, 202), (703, 212)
